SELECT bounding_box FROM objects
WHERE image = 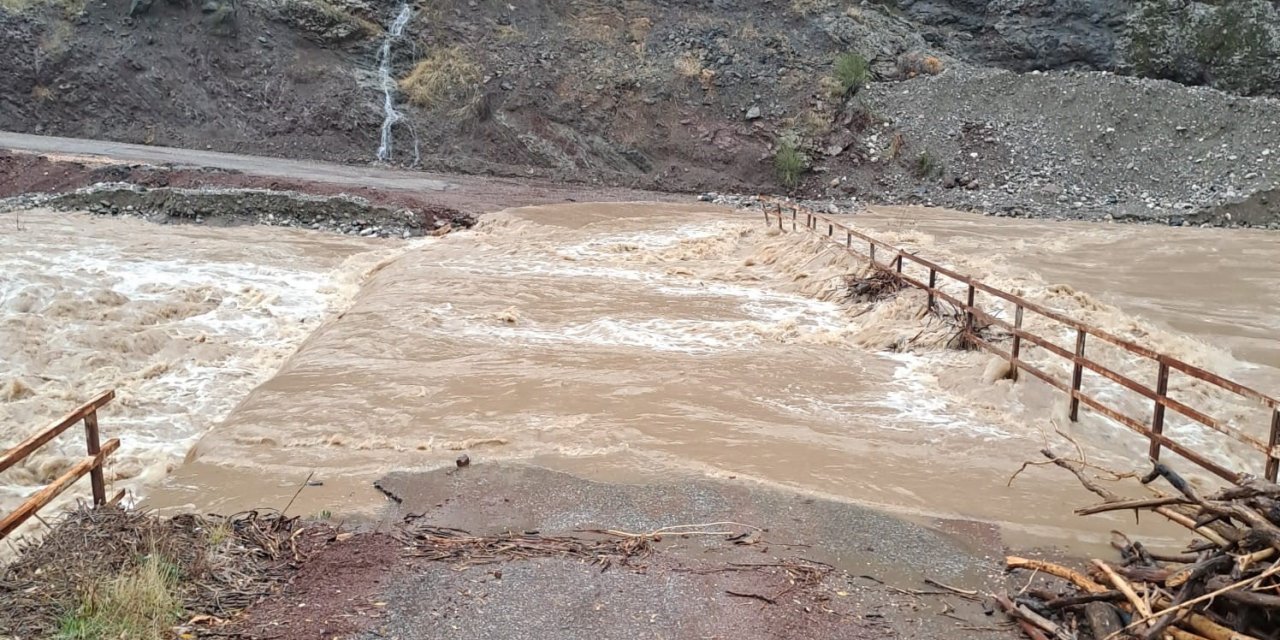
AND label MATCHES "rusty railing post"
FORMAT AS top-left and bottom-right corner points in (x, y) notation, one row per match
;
(895, 254), (903, 273)
(926, 268), (936, 310)
(1009, 305), (1024, 382)
(1150, 362), (1170, 461)
(964, 282), (976, 348)
(846, 230), (851, 248)
(84, 410), (106, 507)
(1267, 408), (1280, 482)
(1070, 329), (1087, 421)
(869, 242), (876, 266)
(828, 223), (833, 237)
(791, 208), (797, 231)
